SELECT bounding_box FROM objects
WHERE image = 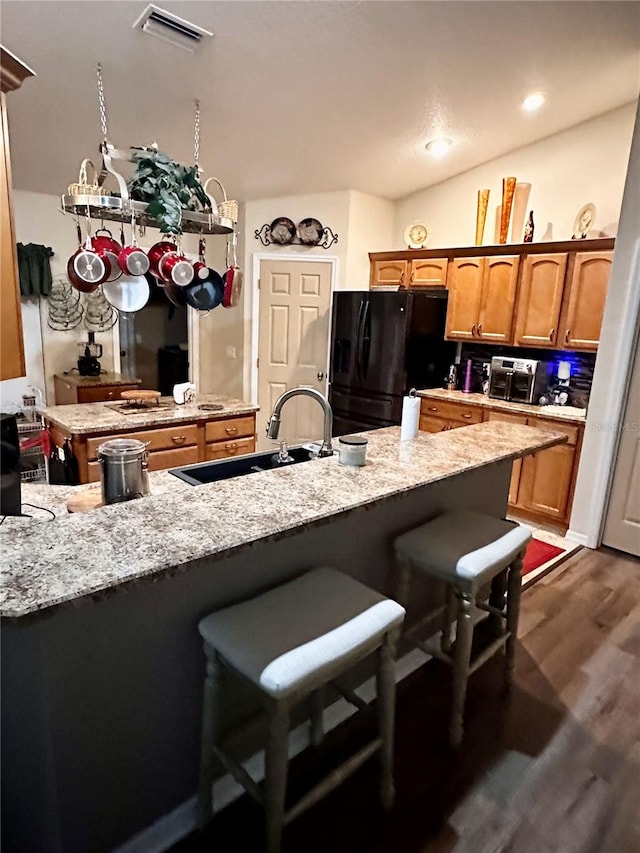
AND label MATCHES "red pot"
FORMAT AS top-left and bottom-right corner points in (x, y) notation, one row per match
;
(91, 229), (122, 282)
(119, 244), (150, 277)
(147, 241), (178, 278)
(159, 252), (194, 287)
